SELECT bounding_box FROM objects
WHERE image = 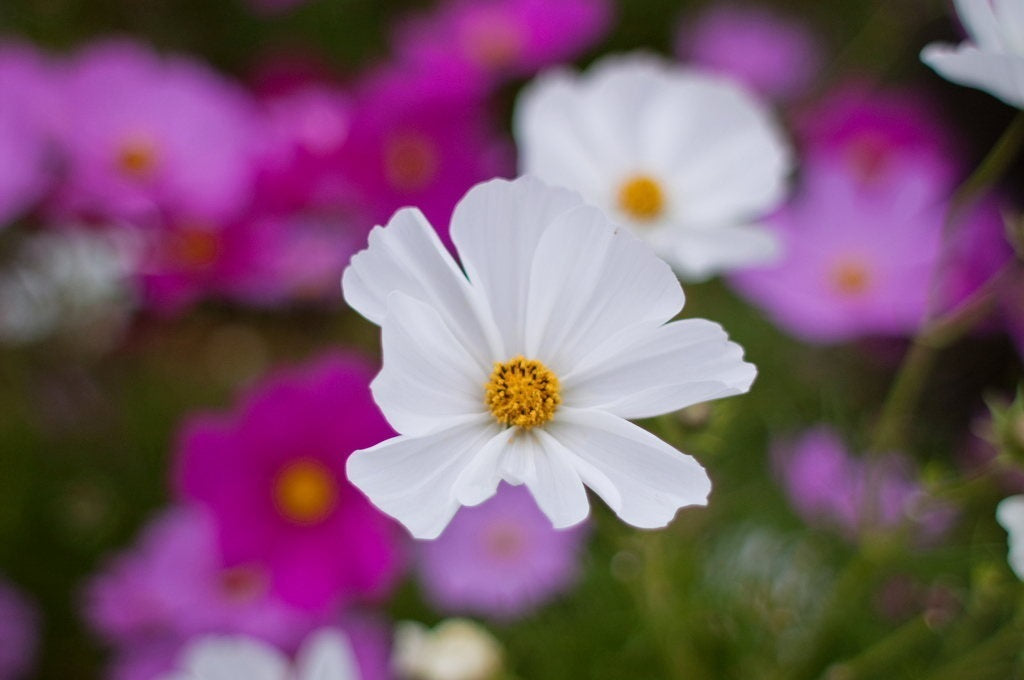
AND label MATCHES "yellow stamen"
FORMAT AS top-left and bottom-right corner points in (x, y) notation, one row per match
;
(484, 356), (560, 429)
(384, 131), (440, 192)
(116, 136), (159, 179)
(272, 459), (338, 525)
(830, 259), (872, 296)
(617, 175), (666, 222)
